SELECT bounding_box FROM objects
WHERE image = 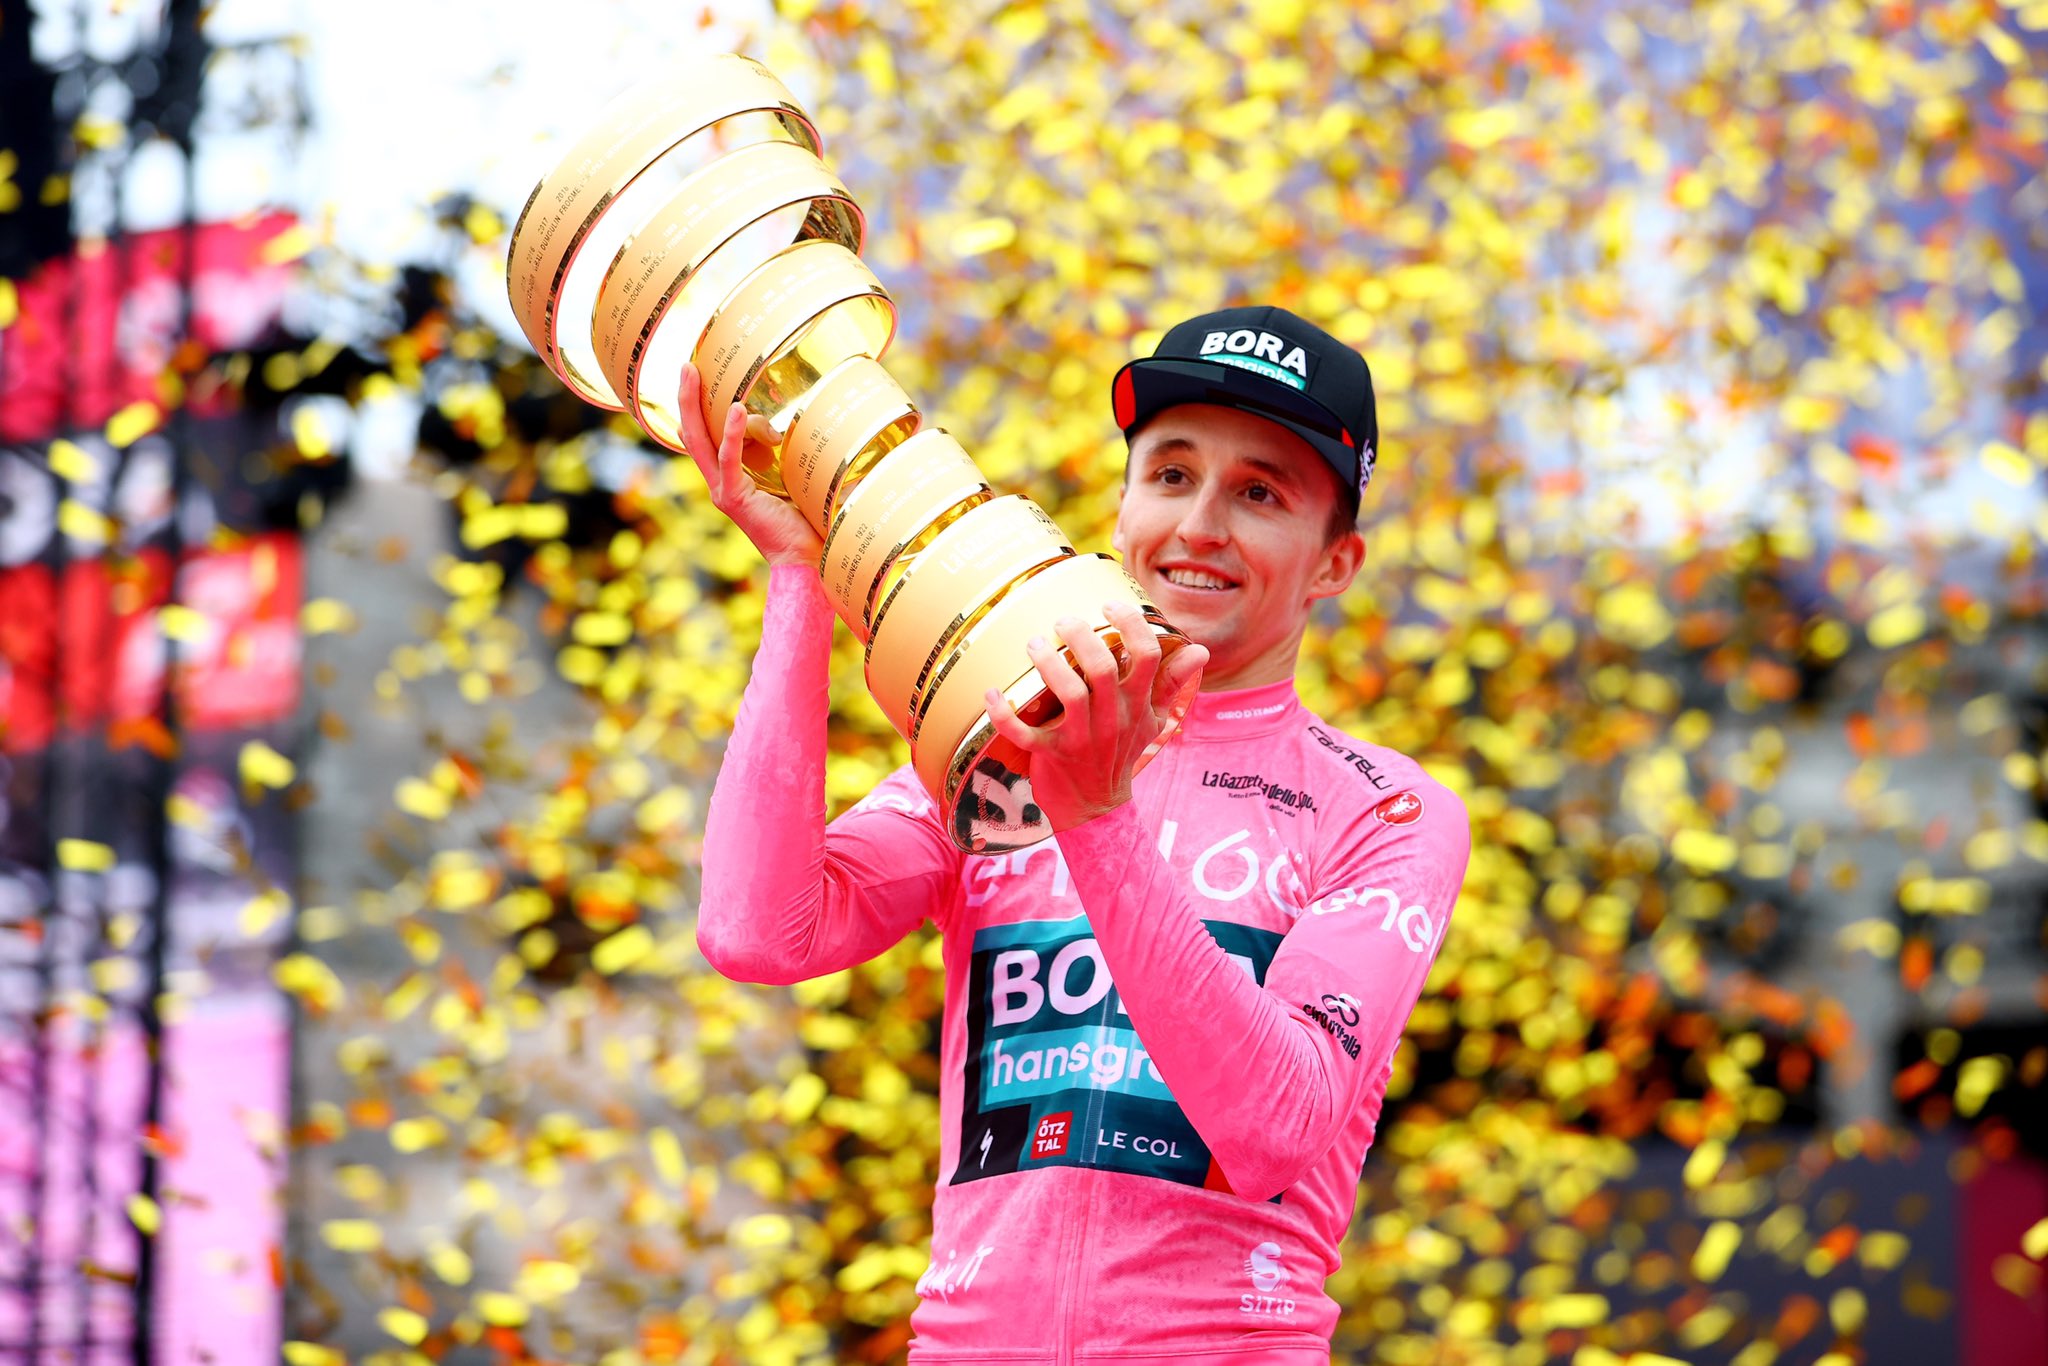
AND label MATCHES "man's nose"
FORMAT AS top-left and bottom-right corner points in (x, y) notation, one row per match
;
(1175, 489), (1231, 548)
